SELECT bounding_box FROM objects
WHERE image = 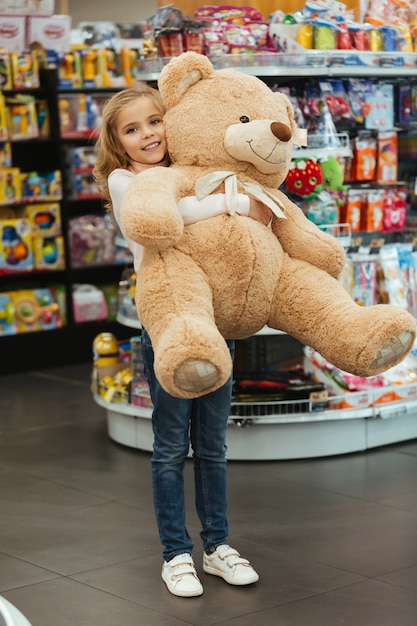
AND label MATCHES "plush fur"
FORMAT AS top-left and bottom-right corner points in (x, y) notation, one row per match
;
(121, 51), (416, 398)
